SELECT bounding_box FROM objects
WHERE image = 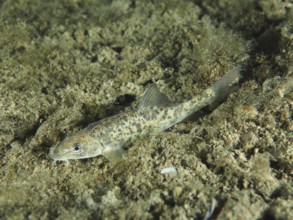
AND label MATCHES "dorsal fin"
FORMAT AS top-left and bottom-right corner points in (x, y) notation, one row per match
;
(138, 83), (172, 110)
